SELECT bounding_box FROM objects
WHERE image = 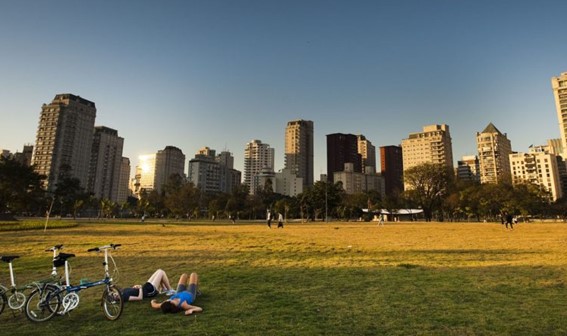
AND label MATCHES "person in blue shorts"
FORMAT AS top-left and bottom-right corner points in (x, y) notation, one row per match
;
(151, 272), (202, 315)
